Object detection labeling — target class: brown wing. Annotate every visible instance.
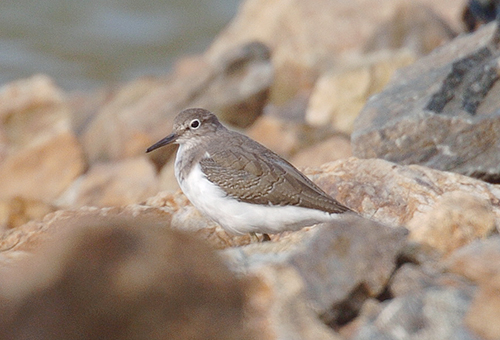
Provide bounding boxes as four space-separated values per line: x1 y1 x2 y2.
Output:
199 134 350 214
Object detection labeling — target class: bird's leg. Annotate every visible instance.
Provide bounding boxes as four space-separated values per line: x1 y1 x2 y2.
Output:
249 232 271 242
249 232 259 242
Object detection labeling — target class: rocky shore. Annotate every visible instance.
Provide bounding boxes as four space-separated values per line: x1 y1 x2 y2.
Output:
1 0 499 339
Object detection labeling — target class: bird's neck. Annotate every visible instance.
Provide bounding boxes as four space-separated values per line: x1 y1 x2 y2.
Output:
175 142 206 183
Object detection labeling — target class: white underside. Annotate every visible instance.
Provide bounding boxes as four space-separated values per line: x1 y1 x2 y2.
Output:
176 158 338 235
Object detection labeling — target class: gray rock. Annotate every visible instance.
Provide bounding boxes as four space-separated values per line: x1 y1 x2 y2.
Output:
352 22 500 182
389 262 473 298
289 216 408 327
353 286 479 340
223 215 408 330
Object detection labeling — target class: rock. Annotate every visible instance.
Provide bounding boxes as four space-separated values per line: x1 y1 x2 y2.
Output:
158 156 179 193
464 284 500 340
81 76 172 164
222 215 408 330
445 236 500 287
203 41 272 128
289 217 408 328
144 191 259 249
68 86 115 136
244 265 342 340
397 240 443 267
56 157 158 208
0 205 172 266
308 158 500 229
0 75 67 140
389 262 473 298
305 49 417 134
207 0 462 104
0 209 250 340
353 286 478 340
153 157 500 251
245 114 308 158
408 191 497 255
83 41 272 166
462 0 500 32
363 2 457 54
0 75 86 202
0 197 55 230
352 22 500 182
444 237 500 340
0 132 85 202
389 263 437 297
246 113 334 159
290 134 352 169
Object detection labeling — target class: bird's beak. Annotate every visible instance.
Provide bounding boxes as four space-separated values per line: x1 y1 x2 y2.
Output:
146 132 178 153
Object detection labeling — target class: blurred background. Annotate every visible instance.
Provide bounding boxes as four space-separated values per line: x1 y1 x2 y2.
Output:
0 0 241 90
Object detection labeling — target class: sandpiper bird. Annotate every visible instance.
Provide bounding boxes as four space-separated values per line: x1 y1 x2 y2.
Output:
146 108 351 235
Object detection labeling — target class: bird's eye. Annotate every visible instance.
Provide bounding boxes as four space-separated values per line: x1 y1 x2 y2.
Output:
190 119 200 129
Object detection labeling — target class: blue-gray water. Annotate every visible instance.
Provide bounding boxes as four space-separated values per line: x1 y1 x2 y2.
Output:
0 0 241 90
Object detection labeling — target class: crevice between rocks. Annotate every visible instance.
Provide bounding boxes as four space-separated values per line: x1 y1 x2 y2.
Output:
319 241 422 331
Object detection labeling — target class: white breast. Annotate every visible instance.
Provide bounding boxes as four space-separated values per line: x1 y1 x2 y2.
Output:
175 149 338 235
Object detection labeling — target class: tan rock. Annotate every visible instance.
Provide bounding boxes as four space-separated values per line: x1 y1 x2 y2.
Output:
158 156 179 193
0 197 55 230
202 41 272 128
0 74 76 167
154 157 500 252
445 237 500 287
0 74 66 136
68 86 114 136
307 158 500 228
0 205 172 264
291 134 352 169
244 265 342 340
246 115 305 157
0 201 7 231
306 49 417 134
0 75 86 203
245 111 332 159
409 191 496 255
83 41 272 166
363 1 457 54
465 284 500 340
463 283 500 340
57 157 158 208
207 0 463 103
81 77 169 163
0 208 250 340
445 237 500 340
0 131 85 202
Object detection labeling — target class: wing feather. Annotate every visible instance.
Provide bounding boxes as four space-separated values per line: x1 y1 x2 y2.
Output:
199 133 350 214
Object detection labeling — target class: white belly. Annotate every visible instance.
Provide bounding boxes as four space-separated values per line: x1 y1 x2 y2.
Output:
175 155 338 235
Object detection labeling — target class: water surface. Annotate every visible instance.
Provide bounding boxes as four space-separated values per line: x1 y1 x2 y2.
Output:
0 0 241 90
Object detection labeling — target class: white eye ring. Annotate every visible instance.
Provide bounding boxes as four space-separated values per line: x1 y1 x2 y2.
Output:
189 119 201 129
